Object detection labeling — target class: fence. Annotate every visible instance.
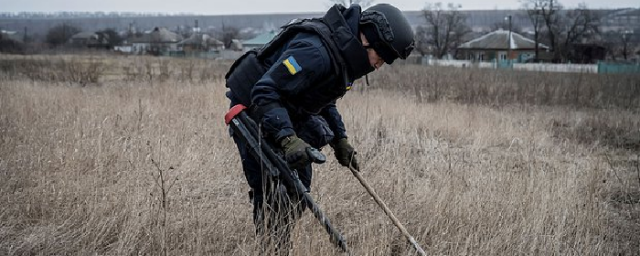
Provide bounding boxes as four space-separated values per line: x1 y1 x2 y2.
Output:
418 56 639 74
513 63 598 73
420 58 495 69
598 62 640 74
421 58 471 68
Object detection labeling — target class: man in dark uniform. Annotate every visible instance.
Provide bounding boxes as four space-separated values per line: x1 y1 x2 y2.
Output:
225 3 415 253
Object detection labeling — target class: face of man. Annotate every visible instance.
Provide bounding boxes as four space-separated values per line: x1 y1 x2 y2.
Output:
360 33 385 70
367 48 385 70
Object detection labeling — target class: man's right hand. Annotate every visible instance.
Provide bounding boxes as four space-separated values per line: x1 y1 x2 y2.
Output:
280 135 311 170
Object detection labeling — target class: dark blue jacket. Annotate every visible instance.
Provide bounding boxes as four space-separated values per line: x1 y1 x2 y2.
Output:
226 5 372 144
250 32 349 143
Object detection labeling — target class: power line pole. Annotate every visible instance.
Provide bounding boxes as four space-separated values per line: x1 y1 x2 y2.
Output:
505 15 512 61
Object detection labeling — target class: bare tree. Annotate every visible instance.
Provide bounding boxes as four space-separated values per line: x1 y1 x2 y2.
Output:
603 30 635 61
97 28 123 49
618 31 634 60
45 23 81 48
538 0 562 61
522 0 546 62
521 0 563 60
328 0 374 8
419 2 471 59
216 24 240 49
543 1 562 52
523 0 602 62
560 3 600 61
414 25 430 56
0 33 26 54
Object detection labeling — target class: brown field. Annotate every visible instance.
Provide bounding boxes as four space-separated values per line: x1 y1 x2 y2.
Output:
1 55 639 255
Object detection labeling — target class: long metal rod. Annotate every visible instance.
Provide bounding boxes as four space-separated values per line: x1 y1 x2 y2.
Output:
348 165 427 256
230 111 350 253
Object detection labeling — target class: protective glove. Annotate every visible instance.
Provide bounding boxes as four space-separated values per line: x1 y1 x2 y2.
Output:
332 138 359 171
280 135 311 170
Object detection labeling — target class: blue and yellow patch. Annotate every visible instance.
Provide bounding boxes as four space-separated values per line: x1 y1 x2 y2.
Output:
283 56 302 75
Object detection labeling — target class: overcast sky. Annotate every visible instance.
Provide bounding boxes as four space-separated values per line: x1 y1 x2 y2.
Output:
2 0 638 14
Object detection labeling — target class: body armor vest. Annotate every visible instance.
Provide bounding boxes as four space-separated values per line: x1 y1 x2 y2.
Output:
225 5 371 109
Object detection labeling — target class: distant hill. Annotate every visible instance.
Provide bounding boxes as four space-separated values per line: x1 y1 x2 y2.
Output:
0 10 540 36
0 9 633 40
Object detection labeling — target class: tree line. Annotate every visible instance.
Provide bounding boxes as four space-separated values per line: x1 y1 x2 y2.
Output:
1 0 637 62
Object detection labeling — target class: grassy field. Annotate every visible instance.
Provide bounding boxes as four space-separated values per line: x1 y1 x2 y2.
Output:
1 55 639 255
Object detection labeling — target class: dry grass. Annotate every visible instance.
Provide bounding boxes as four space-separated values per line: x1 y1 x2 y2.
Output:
1 55 639 255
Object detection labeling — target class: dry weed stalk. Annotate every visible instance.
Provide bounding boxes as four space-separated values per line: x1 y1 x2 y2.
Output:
149 155 179 256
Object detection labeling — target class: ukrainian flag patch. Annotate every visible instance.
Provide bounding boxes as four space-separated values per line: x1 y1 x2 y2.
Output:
283 56 302 75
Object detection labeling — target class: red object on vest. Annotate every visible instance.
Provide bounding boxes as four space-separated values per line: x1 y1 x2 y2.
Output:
225 104 248 125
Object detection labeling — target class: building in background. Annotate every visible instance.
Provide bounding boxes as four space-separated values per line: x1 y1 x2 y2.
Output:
129 27 182 55
69 31 110 48
177 33 224 53
241 30 278 52
457 29 550 63
1 30 24 43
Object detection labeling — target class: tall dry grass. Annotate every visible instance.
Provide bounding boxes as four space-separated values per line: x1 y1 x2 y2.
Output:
0 55 639 255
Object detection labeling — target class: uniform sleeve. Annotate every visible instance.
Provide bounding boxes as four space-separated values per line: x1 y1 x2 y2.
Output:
320 102 348 142
251 38 332 143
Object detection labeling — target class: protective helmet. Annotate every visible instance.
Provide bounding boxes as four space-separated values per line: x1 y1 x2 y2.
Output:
360 3 415 64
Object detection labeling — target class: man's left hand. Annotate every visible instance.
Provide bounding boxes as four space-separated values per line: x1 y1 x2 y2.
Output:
332 138 359 171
